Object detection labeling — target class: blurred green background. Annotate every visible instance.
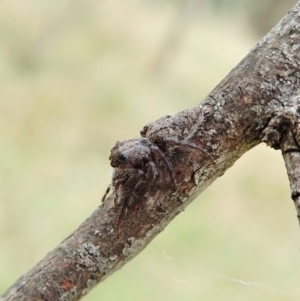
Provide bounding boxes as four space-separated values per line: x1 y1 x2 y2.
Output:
1 0 300 300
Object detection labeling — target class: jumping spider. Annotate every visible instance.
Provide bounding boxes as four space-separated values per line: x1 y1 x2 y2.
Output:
105 137 208 229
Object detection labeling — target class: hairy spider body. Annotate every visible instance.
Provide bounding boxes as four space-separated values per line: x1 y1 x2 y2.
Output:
109 138 177 227
109 142 207 229
108 107 209 229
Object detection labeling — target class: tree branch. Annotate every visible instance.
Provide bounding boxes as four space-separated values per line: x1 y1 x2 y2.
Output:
2 1 300 300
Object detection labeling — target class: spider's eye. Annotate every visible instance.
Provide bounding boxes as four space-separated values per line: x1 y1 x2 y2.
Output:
118 154 126 161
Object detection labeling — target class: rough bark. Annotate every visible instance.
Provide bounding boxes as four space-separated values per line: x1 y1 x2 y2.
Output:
2 2 300 301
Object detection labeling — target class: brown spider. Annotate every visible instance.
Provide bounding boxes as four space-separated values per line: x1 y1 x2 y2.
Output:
105 137 207 229
108 138 176 227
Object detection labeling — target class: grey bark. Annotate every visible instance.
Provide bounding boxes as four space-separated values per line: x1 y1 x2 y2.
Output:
2 2 300 301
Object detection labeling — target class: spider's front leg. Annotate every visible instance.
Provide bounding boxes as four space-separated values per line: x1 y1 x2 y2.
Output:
150 145 177 188
113 168 145 228
108 138 178 231
162 138 209 156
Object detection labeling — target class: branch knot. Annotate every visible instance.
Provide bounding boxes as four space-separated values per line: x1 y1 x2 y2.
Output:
261 96 300 151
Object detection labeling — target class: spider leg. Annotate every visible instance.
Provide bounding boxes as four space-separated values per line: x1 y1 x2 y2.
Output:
147 161 156 182
150 145 177 189
101 184 111 202
116 169 144 231
113 174 129 206
116 192 132 230
163 138 209 156
132 161 156 198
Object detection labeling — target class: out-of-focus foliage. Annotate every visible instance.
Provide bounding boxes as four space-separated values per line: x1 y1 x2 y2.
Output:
147 0 298 36
1 0 300 300
246 0 298 36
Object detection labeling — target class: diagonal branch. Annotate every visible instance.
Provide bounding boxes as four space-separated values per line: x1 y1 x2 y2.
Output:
2 1 300 301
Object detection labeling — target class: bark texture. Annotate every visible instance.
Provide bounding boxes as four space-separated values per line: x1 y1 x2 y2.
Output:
2 2 300 301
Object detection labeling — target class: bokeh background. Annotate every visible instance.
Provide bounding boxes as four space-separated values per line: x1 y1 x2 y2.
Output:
1 0 300 300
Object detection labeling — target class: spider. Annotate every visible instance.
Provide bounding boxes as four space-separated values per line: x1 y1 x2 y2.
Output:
105 137 208 230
